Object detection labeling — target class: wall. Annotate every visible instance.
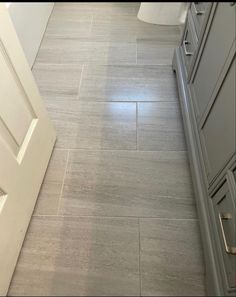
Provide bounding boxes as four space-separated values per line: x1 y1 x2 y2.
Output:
7 2 54 68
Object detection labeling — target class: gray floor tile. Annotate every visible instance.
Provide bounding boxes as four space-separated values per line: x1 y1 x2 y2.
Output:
45 18 92 39
90 15 138 42
50 102 136 150
59 150 195 217
137 39 179 65
56 2 139 16
32 63 83 99
138 102 187 151
79 65 179 102
135 23 181 41
90 15 180 42
140 218 205 296
9 216 140 296
34 149 68 216
37 37 136 64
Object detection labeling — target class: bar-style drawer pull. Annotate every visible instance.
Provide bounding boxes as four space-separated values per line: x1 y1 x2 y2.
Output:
193 2 205 15
219 213 236 255
183 40 193 56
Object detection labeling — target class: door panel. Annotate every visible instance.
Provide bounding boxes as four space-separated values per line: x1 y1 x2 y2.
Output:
0 42 34 146
0 4 56 295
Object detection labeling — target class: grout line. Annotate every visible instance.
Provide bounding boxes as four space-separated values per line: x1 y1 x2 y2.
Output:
89 14 94 35
33 214 199 220
136 102 138 150
54 147 187 153
33 62 175 68
56 150 70 215
76 64 85 100
138 218 142 297
49 100 179 103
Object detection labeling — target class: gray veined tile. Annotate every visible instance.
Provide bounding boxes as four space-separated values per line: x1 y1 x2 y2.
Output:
45 18 92 39
58 150 195 217
138 102 187 151
90 15 138 42
137 38 179 65
37 37 136 65
90 8 180 42
32 63 83 99
51 102 137 150
46 3 93 39
140 219 205 296
8 216 140 296
135 22 181 41
33 149 68 216
50 4 93 21
79 65 179 102
55 2 139 17
36 37 90 64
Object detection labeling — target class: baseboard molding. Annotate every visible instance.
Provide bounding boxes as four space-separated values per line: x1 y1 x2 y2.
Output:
172 48 224 297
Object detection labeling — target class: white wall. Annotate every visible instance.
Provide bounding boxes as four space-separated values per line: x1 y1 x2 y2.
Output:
7 2 54 68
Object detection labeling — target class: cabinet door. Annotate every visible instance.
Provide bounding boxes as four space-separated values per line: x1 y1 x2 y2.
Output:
200 58 235 183
189 3 235 120
180 11 198 78
211 170 236 291
190 2 212 38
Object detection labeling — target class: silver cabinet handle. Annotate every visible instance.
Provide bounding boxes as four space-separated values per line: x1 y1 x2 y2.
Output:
193 2 205 15
183 40 193 56
218 213 236 255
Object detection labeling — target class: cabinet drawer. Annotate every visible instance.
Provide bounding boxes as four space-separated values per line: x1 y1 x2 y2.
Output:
189 3 235 120
180 12 198 77
211 170 236 290
190 2 212 37
200 58 236 183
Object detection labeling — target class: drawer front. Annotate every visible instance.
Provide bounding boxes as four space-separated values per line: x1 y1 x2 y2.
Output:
189 3 235 120
200 59 236 183
190 2 212 37
180 12 197 77
211 170 236 290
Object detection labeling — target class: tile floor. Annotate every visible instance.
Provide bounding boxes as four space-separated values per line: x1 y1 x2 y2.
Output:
8 2 206 296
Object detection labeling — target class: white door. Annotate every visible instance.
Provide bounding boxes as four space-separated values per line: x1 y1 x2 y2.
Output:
0 4 56 295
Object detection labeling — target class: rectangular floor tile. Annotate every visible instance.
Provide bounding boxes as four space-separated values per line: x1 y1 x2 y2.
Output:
135 22 181 41
8 216 139 296
90 15 137 42
50 102 136 150
79 65 179 102
138 102 187 151
90 15 180 42
34 150 68 216
59 150 195 217
45 18 92 39
32 63 83 99
137 39 179 65
55 2 139 17
37 37 136 64
140 219 205 296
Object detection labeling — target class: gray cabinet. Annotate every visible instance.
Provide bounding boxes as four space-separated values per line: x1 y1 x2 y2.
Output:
173 2 236 296
189 3 235 121
211 170 236 291
190 2 213 37
200 59 236 184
